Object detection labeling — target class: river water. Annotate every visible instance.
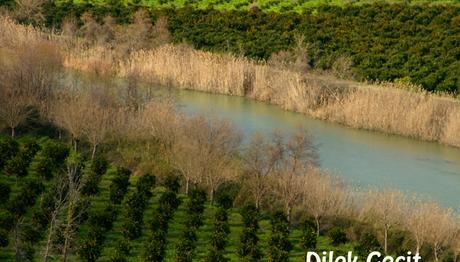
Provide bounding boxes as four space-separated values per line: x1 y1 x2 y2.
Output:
171 89 460 209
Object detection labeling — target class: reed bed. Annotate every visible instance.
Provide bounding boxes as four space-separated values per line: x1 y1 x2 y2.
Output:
65 43 460 147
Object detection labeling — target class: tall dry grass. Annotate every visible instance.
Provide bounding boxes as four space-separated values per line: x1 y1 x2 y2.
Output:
65 43 460 147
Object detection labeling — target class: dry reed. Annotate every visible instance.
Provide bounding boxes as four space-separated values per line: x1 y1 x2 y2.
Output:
65 43 460 147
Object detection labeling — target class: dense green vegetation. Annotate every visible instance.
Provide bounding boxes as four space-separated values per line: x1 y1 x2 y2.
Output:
67 0 460 12
0 136 377 261
26 2 459 93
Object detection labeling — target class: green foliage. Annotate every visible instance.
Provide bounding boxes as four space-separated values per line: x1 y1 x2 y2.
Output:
215 181 240 209
109 167 131 204
268 211 292 262
19 139 40 163
0 137 19 170
8 179 44 217
175 188 206 261
0 228 9 247
31 139 69 180
144 190 181 262
239 204 261 261
158 191 181 218
0 210 14 231
300 219 317 252
144 230 167 262
175 228 197 262
4 155 29 179
110 239 131 262
122 181 152 240
91 156 108 176
354 231 383 258
79 205 118 261
136 173 156 197
188 188 207 215
206 207 230 261
78 237 102 262
81 157 109 196
0 182 11 203
163 173 181 193
163 5 460 93
328 227 347 246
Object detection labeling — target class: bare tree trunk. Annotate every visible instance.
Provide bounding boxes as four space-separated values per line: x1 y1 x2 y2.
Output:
14 222 20 261
185 177 189 195
73 139 78 152
91 144 97 161
210 188 215 205
434 243 439 262
43 219 55 262
286 205 292 222
11 127 15 138
62 201 73 262
384 225 388 254
315 216 320 238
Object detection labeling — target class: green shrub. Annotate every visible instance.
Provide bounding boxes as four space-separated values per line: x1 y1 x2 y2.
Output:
144 229 167 262
31 140 69 180
0 137 19 169
4 154 29 179
136 173 156 197
300 219 317 252
355 231 382 258
0 210 14 231
238 204 261 261
0 228 9 247
207 207 230 259
163 173 181 193
90 156 108 176
176 228 197 262
20 139 40 163
0 182 11 203
109 167 131 204
78 237 102 262
328 227 347 246
111 239 131 262
215 181 240 209
158 191 181 218
88 205 118 231
268 211 292 262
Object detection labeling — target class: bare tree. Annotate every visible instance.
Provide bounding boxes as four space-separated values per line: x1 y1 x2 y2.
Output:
302 170 345 237
152 16 170 47
51 94 87 151
0 86 32 137
189 116 241 203
271 171 305 221
42 175 68 262
242 132 283 209
271 129 318 221
405 200 450 256
424 204 456 261
61 152 85 262
82 96 115 160
453 228 460 262
79 12 102 44
14 0 45 24
360 189 408 254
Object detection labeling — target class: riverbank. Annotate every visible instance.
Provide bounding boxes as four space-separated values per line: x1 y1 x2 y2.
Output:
65 44 460 148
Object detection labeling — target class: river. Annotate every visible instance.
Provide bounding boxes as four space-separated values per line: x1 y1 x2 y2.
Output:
170 88 460 209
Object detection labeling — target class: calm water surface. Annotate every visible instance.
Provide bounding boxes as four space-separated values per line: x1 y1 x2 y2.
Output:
171 89 460 209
